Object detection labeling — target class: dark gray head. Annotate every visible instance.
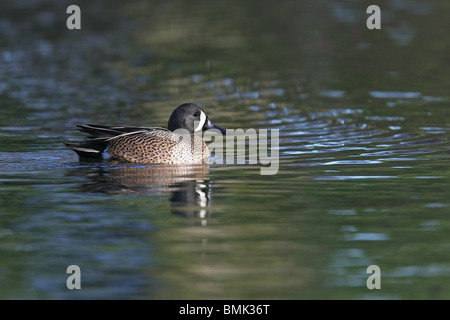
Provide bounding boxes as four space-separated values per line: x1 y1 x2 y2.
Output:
168 103 227 134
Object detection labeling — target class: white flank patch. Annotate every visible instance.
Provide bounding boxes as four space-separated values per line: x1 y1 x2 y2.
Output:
194 111 206 132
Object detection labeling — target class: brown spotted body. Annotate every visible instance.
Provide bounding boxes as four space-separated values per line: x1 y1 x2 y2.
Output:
65 103 225 165
106 130 210 164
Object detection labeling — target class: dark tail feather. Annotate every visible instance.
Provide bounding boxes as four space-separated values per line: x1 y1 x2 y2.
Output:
64 138 108 159
77 124 152 138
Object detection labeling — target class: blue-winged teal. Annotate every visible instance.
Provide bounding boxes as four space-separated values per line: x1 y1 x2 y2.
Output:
65 103 227 164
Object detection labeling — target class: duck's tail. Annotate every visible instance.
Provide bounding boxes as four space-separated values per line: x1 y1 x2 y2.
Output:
64 140 107 159
65 124 136 159
65 124 161 159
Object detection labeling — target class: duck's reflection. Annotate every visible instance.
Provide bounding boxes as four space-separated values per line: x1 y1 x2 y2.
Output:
169 179 211 219
71 163 212 218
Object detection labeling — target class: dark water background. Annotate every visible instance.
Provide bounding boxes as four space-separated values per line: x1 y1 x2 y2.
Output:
0 0 449 299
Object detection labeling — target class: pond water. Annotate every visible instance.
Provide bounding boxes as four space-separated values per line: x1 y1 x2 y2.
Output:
0 0 449 299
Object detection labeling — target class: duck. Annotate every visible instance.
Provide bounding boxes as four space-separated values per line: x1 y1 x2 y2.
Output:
65 103 227 164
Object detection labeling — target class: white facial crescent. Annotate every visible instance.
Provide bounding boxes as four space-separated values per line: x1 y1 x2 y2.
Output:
194 111 207 132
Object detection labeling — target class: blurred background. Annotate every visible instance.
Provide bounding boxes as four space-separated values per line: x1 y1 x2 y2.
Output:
0 0 449 299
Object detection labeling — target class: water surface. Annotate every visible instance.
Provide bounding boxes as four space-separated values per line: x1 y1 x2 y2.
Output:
0 0 450 299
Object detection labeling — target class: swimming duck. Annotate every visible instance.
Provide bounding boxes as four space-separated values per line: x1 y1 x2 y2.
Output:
65 103 227 164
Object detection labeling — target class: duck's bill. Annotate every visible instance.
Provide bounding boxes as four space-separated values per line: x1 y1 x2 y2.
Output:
204 119 227 134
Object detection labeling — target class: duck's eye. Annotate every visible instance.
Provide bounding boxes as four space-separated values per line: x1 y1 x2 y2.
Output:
193 111 201 117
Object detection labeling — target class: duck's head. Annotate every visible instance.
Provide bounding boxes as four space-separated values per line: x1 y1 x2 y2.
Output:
168 103 227 134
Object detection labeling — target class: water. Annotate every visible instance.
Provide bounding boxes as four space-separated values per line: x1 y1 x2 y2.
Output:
1 0 450 299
